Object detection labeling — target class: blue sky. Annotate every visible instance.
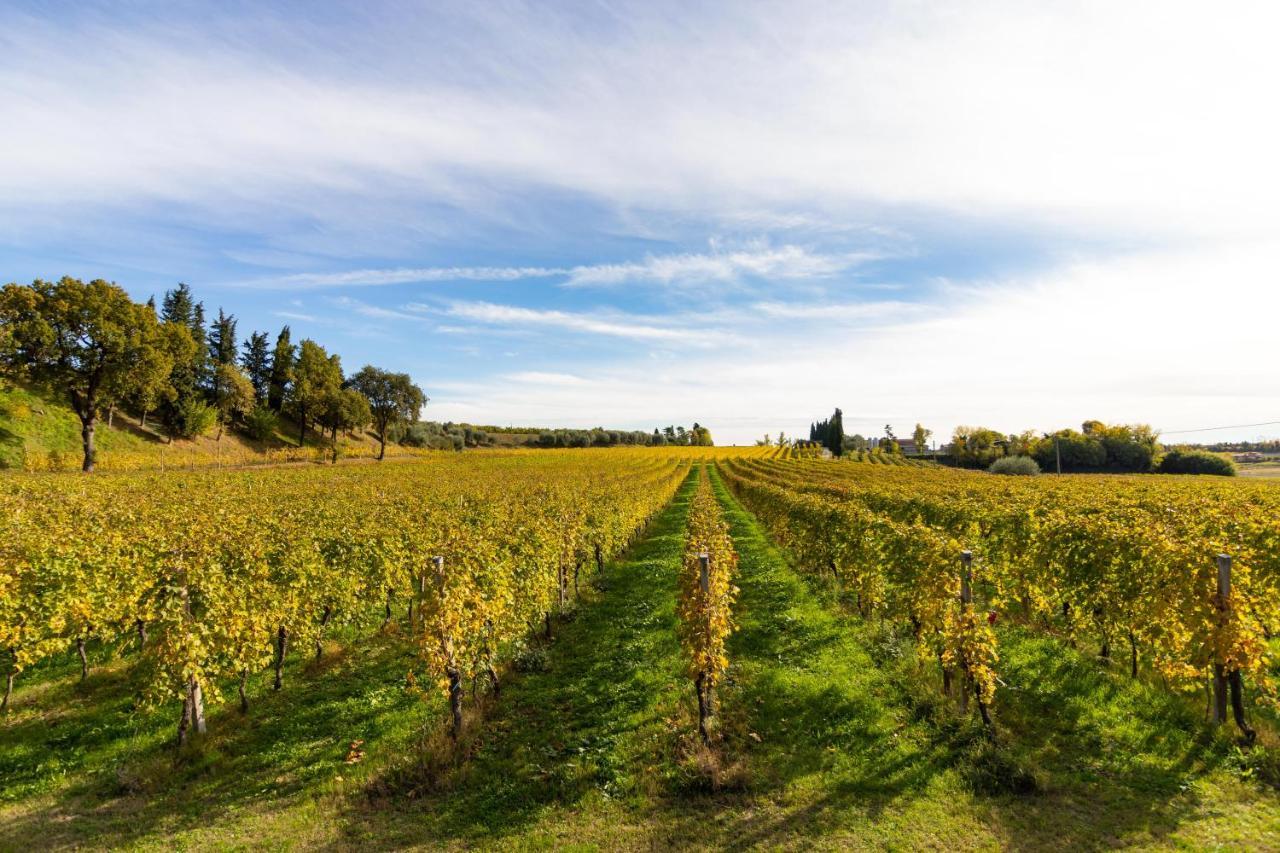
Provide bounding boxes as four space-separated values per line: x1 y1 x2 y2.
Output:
3 1 1279 444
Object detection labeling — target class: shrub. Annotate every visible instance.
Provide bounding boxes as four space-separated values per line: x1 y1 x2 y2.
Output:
167 398 217 439
989 456 1040 476
1158 449 1236 476
244 405 279 442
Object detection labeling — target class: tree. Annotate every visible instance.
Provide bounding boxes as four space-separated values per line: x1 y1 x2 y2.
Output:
267 326 295 413
950 426 1009 468
318 387 373 458
158 283 209 437
689 423 714 446
286 340 341 445
240 331 271 403
212 363 256 441
131 321 197 429
912 423 932 455
0 278 172 471
207 308 237 371
348 365 427 460
826 408 845 457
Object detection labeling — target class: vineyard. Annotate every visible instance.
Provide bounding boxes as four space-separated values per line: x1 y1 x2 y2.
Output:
719 455 1280 736
3 448 1280 849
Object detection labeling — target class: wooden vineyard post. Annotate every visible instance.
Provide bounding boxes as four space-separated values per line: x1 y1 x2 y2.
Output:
697 551 712 745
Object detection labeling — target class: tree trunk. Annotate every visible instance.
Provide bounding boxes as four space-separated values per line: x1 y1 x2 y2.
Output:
80 411 97 473
190 678 206 735
136 619 147 652
1128 630 1138 678
316 605 331 660
975 686 994 735
1213 663 1228 725
239 669 250 714
2 666 14 713
108 405 115 429
544 611 552 641
486 658 501 696
177 692 192 748
140 409 148 429
273 626 288 690
382 591 392 630
1229 669 1256 742
594 543 603 573
573 558 580 598
696 671 711 745
76 636 88 681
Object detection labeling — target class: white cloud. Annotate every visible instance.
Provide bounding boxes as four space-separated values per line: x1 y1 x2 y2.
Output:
4 3 1277 240
426 243 1280 444
438 300 734 346
253 266 567 288
562 245 872 287
230 244 862 290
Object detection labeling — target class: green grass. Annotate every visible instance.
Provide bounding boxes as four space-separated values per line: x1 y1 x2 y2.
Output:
3 465 1280 849
0 382 156 468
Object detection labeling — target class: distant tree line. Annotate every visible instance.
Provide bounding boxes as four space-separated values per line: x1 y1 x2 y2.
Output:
532 423 713 448
949 420 1170 474
0 277 427 470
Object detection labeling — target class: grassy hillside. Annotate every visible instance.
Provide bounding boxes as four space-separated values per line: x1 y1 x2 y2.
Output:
0 381 400 471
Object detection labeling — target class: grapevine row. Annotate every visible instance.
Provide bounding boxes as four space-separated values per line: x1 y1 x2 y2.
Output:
0 450 706 741
720 456 1280 737
677 467 738 743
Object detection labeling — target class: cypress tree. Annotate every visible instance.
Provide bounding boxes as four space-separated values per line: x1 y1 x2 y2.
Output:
240 331 272 403
827 408 844 457
267 326 296 413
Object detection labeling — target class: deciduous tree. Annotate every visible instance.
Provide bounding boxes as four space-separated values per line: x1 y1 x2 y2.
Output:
348 365 427 460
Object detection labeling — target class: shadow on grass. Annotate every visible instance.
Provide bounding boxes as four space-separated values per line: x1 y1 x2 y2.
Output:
0 626 432 849
699 462 1236 852
344 469 701 844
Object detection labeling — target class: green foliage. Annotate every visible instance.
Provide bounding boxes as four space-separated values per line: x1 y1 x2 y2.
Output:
212 362 256 438
949 426 1007 468
243 404 280 442
167 396 217 439
239 331 271 403
989 455 1040 476
912 423 932 454
399 421 489 450
0 277 176 471
810 408 845 456
1158 448 1237 476
267 326 295 413
348 365 427 458
286 339 341 444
